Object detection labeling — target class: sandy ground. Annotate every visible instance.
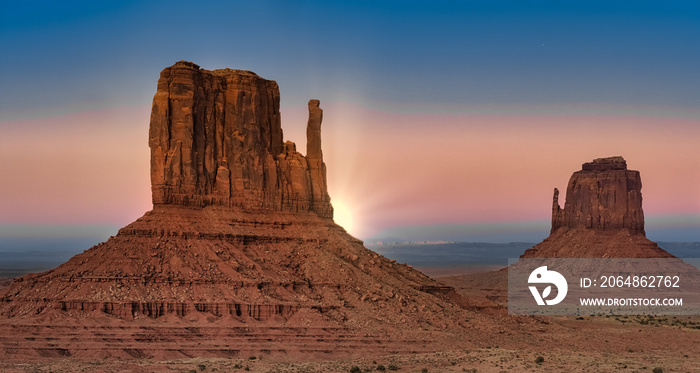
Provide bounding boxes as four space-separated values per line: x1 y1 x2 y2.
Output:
0 345 695 373
2 269 699 372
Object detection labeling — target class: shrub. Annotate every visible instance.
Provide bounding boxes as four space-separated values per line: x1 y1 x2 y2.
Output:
350 366 361 373
377 365 386 371
388 364 400 371
653 368 664 373
535 356 545 364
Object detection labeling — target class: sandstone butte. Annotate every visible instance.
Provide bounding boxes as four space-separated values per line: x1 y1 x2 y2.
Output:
0 61 518 360
521 156 674 259
443 156 688 312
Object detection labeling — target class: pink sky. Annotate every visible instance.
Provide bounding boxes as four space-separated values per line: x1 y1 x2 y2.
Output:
1 102 698 239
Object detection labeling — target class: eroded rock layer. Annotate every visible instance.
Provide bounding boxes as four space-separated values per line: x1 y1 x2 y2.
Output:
0 206 466 324
150 61 332 218
0 206 487 358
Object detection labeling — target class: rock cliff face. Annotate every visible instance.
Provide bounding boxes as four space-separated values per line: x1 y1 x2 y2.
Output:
523 156 672 258
150 61 332 218
551 156 644 234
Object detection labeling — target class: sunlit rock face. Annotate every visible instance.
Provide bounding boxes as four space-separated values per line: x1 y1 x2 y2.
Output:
150 61 332 219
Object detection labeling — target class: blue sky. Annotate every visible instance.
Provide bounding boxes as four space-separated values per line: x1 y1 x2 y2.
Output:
3 0 700 117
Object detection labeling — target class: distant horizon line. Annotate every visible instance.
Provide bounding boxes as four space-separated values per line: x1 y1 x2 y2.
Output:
1 215 698 243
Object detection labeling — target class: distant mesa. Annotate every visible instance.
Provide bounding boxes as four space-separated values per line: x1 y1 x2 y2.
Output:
551 156 644 234
522 156 673 258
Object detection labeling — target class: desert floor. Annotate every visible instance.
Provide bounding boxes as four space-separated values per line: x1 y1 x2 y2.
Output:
1 269 698 373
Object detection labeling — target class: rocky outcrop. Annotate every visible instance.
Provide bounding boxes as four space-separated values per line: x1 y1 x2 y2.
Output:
551 156 644 234
0 206 455 321
524 156 672 258
150 61 332 218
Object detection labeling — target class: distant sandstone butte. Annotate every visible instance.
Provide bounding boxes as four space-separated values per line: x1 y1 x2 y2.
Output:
523 156 672 258
150 61 332 218
551 156 644 234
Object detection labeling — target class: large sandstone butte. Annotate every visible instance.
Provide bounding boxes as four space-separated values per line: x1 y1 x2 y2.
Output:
522 156 672 258
0 61 495 359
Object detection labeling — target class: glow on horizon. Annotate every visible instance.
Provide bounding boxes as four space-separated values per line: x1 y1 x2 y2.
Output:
311 102 700 238
1 101 699 240
0 105 153 225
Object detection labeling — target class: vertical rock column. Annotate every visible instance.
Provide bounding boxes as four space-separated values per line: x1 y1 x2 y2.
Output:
306 100 333 219
551 188 563 234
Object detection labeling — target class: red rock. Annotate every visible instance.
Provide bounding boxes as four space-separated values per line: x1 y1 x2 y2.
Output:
305 99 332 217
0 61 482 359
150 61 333 218
551 156 644 234
524 156 672 258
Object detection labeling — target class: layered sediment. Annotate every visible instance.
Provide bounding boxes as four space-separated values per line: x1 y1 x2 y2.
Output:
1 206 461 325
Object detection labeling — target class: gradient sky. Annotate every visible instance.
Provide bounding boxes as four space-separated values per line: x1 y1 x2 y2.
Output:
1 0 699 242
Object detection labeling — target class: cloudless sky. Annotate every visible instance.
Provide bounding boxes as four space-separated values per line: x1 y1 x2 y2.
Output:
1 0 699 241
